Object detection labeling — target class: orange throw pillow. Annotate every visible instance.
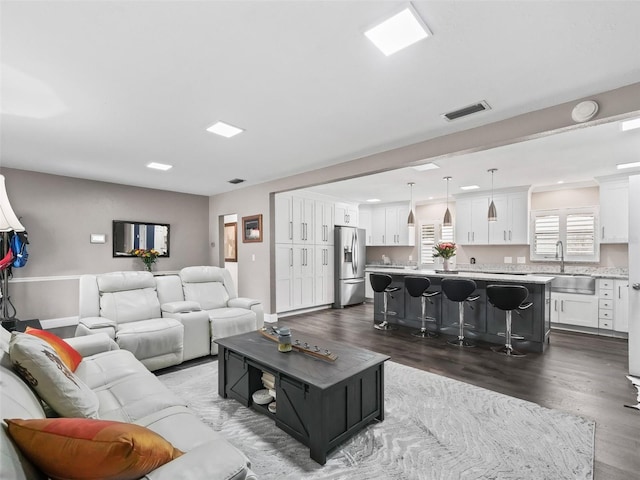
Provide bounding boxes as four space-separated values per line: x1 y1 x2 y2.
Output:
25 327 82 372
5 418 183 480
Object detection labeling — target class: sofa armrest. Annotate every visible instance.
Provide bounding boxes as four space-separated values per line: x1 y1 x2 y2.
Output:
74 317 116 339
228 298 264 329
228 297 259 309
161 301 201 314
65 333 120 357
144 439 256 480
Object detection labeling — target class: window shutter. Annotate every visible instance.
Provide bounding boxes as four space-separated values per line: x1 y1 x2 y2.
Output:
441 225 454 243
533 214 560 256
420 223 436 264
566 213 596 255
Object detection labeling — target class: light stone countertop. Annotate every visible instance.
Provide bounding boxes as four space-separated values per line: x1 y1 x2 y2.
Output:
365 267 555 285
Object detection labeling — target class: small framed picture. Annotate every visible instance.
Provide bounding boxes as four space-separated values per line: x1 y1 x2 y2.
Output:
224 222 238 262
242 214 263 243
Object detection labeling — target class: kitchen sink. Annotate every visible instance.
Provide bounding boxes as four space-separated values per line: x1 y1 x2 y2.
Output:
550 274 596 294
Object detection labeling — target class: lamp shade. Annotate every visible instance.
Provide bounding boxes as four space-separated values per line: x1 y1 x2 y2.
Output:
488 200 497 222
0 175 25 232
443 207 452 227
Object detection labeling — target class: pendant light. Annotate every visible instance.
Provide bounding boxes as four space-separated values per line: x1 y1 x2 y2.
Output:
443 176 452 227
407 182 415 227
487 168 497 222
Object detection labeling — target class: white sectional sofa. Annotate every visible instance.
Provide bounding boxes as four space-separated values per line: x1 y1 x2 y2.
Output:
0 327 256 480
76 267 264 370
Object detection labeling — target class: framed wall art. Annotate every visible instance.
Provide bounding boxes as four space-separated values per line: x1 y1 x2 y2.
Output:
242 214 262 243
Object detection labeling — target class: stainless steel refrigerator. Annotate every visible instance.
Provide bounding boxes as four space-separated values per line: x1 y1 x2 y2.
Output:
333 226 366 308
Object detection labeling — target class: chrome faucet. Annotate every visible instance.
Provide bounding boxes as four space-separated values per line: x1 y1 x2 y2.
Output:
555 240 565 273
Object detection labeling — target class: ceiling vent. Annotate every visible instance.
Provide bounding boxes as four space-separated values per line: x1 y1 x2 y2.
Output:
442 101 491 121
228 178 245 185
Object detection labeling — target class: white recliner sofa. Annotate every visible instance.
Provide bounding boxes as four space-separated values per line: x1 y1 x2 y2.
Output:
76 271 188 371
76 267 264 368
178 266 264 355
0 328 256 480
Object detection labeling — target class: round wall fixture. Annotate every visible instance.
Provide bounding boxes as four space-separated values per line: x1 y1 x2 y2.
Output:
571 100 599 123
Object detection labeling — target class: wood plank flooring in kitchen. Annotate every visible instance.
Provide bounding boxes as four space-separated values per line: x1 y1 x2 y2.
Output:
278 302 639 480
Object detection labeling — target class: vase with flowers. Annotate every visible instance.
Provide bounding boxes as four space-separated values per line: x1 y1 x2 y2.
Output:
433 242 456 271
130 248 160 272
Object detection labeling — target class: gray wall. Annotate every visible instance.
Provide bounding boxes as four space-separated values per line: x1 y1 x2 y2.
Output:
209 81 640 315
1 168 209 321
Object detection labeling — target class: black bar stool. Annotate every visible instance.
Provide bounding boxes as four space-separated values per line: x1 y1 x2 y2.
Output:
487 285 533 357
441 278 479 347
405 276 440 338
370 273 400 331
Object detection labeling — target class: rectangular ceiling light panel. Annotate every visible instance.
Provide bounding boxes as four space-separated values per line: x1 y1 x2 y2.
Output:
412 162 440 171
460 185 480 190
207 121 244 138
365 5 431 56
621 117 640 131
147 162 173 171
617 161 640 170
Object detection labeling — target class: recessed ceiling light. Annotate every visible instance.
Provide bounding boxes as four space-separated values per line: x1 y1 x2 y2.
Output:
146 162 172 171
412 162 440 171
364 5 431 56
460 185 479 190
367 198 381 203
206 121 244 138
621 117 640 131
617 161 640 170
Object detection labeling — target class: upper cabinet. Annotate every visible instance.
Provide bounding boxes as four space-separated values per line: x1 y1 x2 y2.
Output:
334 202 358 226
455 196 489 245
488 190 530 244
358 203 414 246
598 177 628 243
457 187 530 246
314 200 334 245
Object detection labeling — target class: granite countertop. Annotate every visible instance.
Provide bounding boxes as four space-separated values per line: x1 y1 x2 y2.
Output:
365 264 628 280
365 266 555 284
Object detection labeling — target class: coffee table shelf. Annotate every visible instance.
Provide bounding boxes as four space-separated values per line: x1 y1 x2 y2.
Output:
216 330 390 465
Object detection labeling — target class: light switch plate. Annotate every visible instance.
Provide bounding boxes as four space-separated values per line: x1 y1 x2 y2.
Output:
504 256 512 264
517 256 526 264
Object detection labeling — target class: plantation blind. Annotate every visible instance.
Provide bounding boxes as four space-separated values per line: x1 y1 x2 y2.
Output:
533 214 560 257
420 223 436 264
566 213 596 255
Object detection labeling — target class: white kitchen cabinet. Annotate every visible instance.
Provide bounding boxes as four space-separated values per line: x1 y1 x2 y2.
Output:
384 205 414 246
314 246 334 306
455 196 489 245
614 279 629 332
550 292 598 328
277 244 315 312
292 196 314 244
371 207 386 245
488 191 529 244
275 244 294 312
314 200 334 245
599 178 628 243
334 202 358 226
358 206 373 245
365 272 374 299
275 193 294 243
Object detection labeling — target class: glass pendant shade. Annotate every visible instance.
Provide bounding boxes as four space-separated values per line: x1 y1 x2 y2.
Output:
443 176 452 226
488 200 497 222
407 182 415 227
487 168 498 222
443 207 452 227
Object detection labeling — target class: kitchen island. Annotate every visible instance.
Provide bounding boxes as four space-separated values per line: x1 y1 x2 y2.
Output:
367 268 555 353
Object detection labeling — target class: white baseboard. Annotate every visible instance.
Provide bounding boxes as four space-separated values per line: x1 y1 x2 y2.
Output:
276 305 331 318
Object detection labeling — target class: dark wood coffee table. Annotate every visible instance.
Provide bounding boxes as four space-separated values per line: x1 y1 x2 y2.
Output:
215 330 390 465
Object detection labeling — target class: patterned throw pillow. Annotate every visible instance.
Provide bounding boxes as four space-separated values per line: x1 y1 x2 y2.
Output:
25 327 82 372
8 332 99 418
5 418 183 480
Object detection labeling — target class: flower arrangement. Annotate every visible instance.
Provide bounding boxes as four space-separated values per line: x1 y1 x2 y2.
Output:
130 248 160 272
433 242 457 260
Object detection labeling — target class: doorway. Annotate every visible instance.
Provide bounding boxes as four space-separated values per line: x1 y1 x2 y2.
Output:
223 214 239 289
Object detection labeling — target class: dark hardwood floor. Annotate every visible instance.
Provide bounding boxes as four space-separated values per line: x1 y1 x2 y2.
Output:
279 303 639 480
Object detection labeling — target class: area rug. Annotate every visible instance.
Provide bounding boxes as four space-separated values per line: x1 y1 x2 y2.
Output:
158 361 594 480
